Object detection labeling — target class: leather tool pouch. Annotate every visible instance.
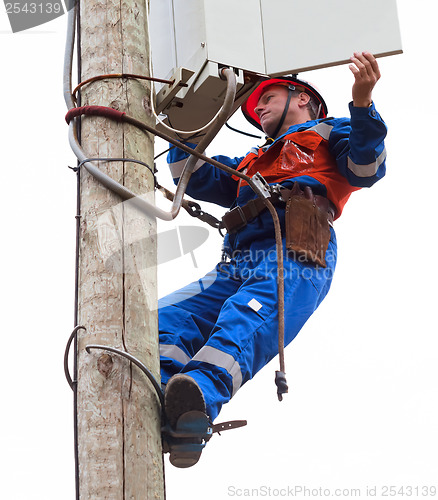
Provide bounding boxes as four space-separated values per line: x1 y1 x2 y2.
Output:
284 183 331 268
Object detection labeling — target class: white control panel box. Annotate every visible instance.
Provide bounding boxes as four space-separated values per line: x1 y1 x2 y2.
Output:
149 0 402 133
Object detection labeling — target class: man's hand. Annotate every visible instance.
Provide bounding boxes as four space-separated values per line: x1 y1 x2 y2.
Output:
349 51 381 108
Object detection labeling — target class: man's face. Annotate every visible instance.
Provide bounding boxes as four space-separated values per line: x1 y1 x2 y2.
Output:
254 85 290 138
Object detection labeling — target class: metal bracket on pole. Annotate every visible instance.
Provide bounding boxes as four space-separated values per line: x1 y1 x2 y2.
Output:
155 67 195 114
84 343 247 468
64 325 87 390
85 344 164 407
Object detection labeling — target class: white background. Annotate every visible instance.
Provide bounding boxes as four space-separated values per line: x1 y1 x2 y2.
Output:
1 1 437 498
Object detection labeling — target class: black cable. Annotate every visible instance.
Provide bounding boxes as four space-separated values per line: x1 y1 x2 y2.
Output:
73 165 80 500
225 122 262 139
78 157 156 176
74 6 81 498
154 145 174 160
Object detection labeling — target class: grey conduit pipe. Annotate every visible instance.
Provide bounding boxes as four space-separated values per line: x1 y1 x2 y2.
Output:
64 3 237 221
168 67 237 219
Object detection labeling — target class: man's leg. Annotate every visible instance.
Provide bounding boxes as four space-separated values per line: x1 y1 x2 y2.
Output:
178 235 337 420
159 263 242 385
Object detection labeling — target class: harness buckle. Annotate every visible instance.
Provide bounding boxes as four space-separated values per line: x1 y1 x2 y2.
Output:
250 172 271 199
221 205 247 234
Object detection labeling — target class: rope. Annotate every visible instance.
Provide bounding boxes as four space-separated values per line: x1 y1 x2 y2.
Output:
66 103 288 400
63 0 288 401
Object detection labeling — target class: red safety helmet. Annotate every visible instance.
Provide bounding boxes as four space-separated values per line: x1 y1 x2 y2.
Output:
241 76 328 132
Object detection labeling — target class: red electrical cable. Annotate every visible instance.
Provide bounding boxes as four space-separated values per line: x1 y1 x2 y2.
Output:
65 105 126 124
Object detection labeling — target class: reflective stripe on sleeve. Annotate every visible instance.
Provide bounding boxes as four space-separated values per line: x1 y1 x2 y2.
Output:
307 122 333 140
347 147 387 177
159 344 191 365
169 158 205 179
192 345 243 396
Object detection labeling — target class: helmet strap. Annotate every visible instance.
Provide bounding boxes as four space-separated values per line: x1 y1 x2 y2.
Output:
316 103 322 119
271 84 295 139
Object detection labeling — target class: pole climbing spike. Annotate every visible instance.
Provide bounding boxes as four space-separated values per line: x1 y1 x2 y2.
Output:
162 414 247 468
162 411 212 468
275 370 288 401
85 344 247 468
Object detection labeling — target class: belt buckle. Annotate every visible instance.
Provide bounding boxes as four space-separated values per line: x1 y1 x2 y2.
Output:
232 206 247 232
222 205 247 234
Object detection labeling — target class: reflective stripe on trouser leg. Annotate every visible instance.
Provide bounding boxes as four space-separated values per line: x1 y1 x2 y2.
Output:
160 344 192 384
159 344 191 365
192 345 242 396
158 262 243 384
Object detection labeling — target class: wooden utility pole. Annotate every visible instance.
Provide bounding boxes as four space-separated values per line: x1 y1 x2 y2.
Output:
76 0 164 497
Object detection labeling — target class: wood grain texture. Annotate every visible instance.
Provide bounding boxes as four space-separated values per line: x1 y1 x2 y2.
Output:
77 0 164 497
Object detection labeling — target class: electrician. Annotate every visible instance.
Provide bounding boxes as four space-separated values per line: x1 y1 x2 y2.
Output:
160 52 386 463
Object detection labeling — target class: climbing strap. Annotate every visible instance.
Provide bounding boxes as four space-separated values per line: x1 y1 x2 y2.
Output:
162 411 247 468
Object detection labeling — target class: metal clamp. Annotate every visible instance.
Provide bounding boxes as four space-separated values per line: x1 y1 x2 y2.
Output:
185 201 221 229
250 172 271 199
275 370 289 402
155 67 195 114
